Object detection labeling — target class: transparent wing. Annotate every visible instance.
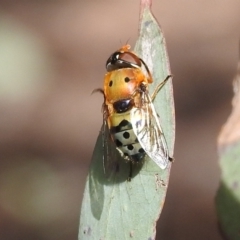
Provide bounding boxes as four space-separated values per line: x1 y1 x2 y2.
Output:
130 93 170 169
102 118 121 179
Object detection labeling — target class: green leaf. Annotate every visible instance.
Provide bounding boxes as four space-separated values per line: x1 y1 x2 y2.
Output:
216 60 240 240
79 3 175 240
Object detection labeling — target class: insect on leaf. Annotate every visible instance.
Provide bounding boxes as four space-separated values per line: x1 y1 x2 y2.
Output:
79 2 175 240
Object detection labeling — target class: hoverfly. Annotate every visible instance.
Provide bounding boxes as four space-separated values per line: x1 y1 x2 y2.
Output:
95 45 172 180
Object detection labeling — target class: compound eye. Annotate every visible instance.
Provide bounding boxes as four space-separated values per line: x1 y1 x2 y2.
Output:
106 51 141 72
106 52 120 71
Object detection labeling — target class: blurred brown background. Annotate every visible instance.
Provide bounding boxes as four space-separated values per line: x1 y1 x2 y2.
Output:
0 0 239 239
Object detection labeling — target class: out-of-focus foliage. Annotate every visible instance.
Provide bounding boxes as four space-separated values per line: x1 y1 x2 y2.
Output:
0 13 53 101
216 61 240 240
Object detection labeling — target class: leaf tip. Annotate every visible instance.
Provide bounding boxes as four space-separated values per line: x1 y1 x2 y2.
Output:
140 0 152 9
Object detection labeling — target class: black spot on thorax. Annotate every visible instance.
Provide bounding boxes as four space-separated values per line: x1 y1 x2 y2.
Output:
124 77 130 82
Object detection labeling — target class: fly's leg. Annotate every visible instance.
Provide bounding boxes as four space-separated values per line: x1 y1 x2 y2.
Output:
127 161 133 181
101 99 110 175
151 75 172 102
102 119 108 175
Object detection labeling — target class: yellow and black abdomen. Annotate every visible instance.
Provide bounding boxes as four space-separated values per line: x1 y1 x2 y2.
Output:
108 110 145 162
